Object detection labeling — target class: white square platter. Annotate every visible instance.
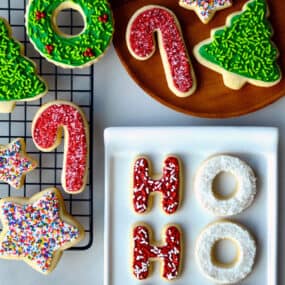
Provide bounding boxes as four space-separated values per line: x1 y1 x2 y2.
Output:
104 127 278 285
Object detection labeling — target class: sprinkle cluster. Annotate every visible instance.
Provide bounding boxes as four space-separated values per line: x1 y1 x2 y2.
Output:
33 104 88 193
133 157 180 214
199 0 281 82
128 7 194 92
27 0 114 67
0 19 46 102
133 225 181 280
180 0 232 21
0 139 36 188
0 191 80 273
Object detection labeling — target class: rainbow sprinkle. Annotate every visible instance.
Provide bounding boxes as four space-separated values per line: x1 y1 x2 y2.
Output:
0 139 36 189
0 190 80 273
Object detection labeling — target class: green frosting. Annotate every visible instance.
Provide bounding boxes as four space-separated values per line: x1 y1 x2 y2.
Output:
27 0 114 67
198 0 281 83
0 18 47 102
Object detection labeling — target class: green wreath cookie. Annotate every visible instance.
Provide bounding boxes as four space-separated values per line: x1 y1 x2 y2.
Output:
26 0 114 68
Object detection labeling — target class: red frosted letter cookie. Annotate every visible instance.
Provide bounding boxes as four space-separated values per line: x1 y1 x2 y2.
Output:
126 5 196 97
32 101 89 194
132 224 182 280
133 156 181 214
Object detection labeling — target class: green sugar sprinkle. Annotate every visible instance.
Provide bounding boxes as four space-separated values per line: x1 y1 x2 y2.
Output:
0 19 46 102
199 0 281 83
27 0 114 67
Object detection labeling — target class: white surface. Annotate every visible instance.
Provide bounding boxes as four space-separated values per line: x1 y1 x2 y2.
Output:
104 127 278 285
0 46 284 284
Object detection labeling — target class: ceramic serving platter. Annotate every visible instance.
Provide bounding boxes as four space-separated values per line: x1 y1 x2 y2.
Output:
112 0 285 118
104 127 278 285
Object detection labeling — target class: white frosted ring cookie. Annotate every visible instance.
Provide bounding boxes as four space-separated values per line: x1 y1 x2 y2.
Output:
196 221 256 284
195 155 257 216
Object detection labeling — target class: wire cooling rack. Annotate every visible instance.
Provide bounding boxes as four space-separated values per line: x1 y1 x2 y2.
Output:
0 0 93 250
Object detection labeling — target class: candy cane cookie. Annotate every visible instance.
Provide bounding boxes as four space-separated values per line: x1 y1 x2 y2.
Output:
196 221 256 284
132 156 182 214
32 101 89 194
132 223 182 280
26 0 114 68
0 188 84 274
126 5 196 97
195 155 257 216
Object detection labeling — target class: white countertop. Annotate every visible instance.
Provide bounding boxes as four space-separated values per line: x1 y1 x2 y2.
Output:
0 46 283 285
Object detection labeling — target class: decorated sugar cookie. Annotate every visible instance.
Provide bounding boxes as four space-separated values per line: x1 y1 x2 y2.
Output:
26 0 114 68
0 188 84 274
179 0 232 24
132 224 182 280
194 0 281 90
126 5 196 97
133 156 181 214
0 18 47 113
0 139 37 189
195 155 257 216
196 221 256 284
32 101 89 194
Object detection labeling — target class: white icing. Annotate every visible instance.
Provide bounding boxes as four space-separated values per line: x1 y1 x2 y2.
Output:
196 221 256 284
195 155 257 216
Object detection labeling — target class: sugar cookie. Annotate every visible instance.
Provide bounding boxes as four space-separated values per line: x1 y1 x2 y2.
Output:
0 17 47 113
193 0 281 90
0 188 84 274
179 0 232 24
32 101 89 194
195 155 256 216
196 221 256 284
126 5 196 97
0 138 37 189
26 0 114 68
133 156 181 214
132 224 182 280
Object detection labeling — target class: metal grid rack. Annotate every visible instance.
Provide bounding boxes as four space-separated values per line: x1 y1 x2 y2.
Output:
0 0 93 250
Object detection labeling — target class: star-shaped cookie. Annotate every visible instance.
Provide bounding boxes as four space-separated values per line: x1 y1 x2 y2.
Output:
179 0 232 24
0 138 37 189
0 188 84 274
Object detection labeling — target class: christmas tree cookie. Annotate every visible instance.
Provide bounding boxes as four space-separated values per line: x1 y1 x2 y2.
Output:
0 18 47 113
194 0 282 90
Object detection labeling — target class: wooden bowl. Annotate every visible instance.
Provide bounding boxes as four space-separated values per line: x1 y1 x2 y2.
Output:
111 0 285 118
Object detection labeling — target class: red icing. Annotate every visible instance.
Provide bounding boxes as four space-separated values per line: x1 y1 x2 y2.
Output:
35 11 45 21
32 103 88 193
83 48 94 57
45 45 54 54
132 225 181 280
98 14 109 23
128 7 193 93
133 157 180 214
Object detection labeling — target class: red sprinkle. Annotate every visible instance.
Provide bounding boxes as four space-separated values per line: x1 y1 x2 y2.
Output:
32 103 88 193
35 11 45 21
83 48 94 57
128 7 193 92
132 225 181 280
133 157 180 214
45 45 54 54
98 14 109 23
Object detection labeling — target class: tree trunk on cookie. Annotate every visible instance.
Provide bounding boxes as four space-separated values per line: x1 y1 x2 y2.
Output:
194 0 281 90
0 18 47 113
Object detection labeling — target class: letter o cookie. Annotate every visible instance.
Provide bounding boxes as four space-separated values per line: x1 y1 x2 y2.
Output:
195 155 257 216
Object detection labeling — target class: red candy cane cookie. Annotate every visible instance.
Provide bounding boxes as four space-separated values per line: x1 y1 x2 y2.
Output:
32 101 89 194
126 5 196 98
132 224 182 280
133 156 181 214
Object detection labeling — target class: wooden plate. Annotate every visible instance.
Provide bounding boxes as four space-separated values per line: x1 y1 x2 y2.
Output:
111 0 285 118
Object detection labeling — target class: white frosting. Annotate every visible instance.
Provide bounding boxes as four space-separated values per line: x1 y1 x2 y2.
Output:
196 221 256 284
195 155 257 216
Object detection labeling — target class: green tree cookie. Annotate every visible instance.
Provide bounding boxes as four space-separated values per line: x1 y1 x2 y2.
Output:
0 18 47 113
194 0 281 90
